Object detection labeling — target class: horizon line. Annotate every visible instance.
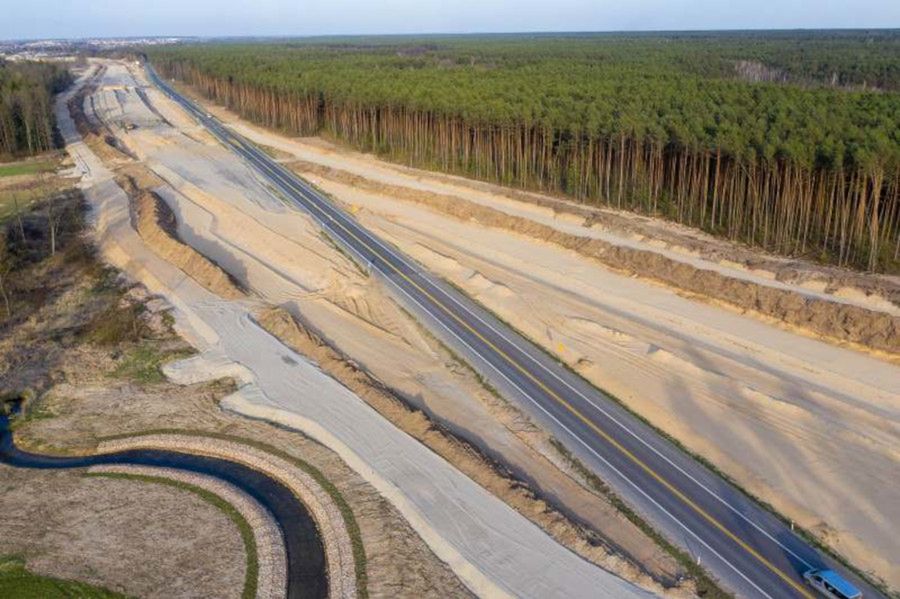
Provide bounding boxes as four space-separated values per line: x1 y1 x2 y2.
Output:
3 26 900 45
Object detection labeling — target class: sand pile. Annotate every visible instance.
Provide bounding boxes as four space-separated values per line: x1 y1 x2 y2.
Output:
402 165 900 306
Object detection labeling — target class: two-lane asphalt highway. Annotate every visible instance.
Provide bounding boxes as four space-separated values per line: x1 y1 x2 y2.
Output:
145 62 882 599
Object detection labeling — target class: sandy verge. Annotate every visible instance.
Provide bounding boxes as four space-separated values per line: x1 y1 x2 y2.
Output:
358 148 900 307
287 159 899 354
256 307 680 594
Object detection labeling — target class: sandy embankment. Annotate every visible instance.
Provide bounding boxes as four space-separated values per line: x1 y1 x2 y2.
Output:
170 89 900 587
62 60 658 599
286 160 900 354
255 306 677 590
97 63 684 589
117 171 243 299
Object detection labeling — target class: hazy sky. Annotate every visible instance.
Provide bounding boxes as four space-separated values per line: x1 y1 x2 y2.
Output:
4 0 900 41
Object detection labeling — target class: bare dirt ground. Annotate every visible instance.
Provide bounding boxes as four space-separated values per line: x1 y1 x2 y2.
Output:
168 77 900 588
0 150 469 597
50 61 654 599
94 61 688 592
0 467 247 598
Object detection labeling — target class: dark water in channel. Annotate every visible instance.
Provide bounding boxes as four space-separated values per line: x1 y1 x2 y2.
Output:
0 413 327 599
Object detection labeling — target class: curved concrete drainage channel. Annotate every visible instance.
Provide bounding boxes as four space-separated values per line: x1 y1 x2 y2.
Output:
1 420 359 599
97 434 359 599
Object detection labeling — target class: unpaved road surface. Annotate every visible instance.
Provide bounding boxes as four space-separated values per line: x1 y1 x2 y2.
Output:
60 60 656 599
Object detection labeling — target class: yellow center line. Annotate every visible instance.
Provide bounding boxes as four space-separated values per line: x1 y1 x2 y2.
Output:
239 120 814 598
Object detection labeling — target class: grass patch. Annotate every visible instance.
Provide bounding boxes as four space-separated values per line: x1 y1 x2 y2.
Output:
8 399 56 432
80 301 149 346
84 472 257 599
0 160 56 179
0 191 39 223
98 428 369 598
109 343 192 385
0 158 67 222
4 388 54 432
0 554 125 598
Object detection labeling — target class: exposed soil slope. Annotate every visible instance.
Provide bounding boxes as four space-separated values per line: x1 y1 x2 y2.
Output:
180 90 900 587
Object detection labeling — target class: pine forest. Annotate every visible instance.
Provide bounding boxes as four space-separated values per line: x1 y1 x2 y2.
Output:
148 32 900 272
0 59 71 158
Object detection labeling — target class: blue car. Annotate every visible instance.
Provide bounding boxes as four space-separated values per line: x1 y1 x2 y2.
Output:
803 569 862 599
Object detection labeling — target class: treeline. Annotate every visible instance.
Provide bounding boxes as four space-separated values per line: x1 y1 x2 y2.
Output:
0 60 71 158
621 30 900 90
149 33 900 271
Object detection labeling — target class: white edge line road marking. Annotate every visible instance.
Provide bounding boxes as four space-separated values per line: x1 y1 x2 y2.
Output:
225 103 804 577
234 105 810 572
274 150 816 572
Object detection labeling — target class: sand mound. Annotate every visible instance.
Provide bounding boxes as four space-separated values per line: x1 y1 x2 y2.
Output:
121 176 243 299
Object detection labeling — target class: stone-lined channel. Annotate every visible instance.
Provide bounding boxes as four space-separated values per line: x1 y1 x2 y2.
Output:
0 412 327 599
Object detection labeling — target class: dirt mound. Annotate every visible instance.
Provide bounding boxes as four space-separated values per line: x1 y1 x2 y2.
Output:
291 160 900 355
119 175 243 299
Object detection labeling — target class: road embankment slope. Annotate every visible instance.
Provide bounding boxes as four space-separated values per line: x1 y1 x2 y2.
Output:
57 60 656 599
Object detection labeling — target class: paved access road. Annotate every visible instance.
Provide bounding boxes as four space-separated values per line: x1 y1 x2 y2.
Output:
146 63 883 599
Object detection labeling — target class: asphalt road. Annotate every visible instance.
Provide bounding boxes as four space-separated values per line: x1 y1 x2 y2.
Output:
145 62 883 599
